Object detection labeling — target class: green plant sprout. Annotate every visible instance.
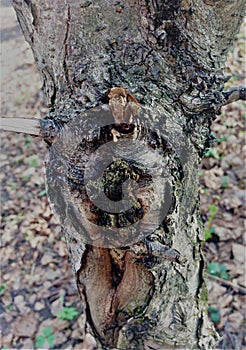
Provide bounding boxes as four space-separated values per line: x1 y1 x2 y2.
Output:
6 305 13 311
210 131 228 144
24 134 31 146
38 189 47 198
221 175 229 188
28 156 39 168
204 147 220 160
208 262 229 280
208 306 220 324
35 327 56 348
215 135 228 144
57 306 79 321
205 204 219 240
22 174 32 181
0 284 7 296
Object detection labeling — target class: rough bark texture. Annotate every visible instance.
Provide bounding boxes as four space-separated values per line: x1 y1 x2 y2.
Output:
12 1 245 349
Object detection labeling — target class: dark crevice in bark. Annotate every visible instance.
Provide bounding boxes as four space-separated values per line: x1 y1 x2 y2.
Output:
195 250 207 346
23 0 39 27
63 4 71 93
77 279 103 346
196 251 206 300
109 252 125 288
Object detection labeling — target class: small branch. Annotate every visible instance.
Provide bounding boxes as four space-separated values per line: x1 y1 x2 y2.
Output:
146 240 187 265
222 86 246 106
208 273 246 295
43 273 73 291
0 117 40 136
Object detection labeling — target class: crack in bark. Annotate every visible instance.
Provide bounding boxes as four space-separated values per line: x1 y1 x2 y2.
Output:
63 4 72 90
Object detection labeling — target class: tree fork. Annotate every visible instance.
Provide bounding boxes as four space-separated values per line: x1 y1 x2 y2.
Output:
11 1 245 349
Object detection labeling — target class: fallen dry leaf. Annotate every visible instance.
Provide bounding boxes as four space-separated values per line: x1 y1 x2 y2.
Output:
13 312 37 337
232 243 245 264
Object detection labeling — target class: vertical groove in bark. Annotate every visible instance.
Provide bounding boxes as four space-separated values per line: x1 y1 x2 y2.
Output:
76 247 154 347
12 0 244 348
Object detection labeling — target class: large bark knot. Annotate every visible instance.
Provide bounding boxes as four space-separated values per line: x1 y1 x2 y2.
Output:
45 103 179 249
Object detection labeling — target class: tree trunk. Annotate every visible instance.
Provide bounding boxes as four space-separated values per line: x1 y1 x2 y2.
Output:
12 1 245 349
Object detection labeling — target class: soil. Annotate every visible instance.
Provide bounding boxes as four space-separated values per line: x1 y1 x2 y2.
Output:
1 3 245 350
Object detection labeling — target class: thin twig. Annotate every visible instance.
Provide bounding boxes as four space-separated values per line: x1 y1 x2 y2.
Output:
43 273 74 291
0 116 41 136
222 86 246 105
208 273 246 295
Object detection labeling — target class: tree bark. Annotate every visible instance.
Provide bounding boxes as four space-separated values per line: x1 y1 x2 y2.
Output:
12 1 245 349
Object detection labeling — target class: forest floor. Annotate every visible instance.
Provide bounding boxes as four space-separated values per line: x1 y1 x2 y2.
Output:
1 2 245 350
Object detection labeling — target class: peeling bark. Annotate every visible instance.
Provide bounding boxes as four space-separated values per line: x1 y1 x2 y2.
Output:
12 1 245 349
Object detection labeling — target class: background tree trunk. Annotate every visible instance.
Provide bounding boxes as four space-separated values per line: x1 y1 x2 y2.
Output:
12 1 245 349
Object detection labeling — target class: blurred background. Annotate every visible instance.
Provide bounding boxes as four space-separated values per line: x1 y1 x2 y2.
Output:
1 1 245 349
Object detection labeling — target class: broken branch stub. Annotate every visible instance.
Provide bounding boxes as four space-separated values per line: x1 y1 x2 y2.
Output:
0 117 40 136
